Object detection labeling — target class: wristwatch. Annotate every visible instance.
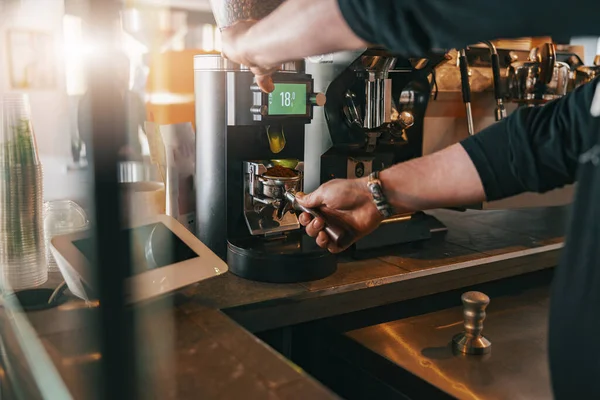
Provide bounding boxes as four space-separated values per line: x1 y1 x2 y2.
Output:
367 171 394 219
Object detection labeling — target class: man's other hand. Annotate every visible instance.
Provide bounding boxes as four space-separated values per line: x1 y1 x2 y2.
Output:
220 21 277 93
296 179 384 253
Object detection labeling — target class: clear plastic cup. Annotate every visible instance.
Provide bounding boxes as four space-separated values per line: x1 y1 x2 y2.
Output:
44 200 89 272
0 93 47 290
0 93 40 166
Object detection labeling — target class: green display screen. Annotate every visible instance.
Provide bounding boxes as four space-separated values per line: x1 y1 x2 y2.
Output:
268 83 307 115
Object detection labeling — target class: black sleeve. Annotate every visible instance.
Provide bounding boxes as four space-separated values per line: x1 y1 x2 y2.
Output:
460 78 600 201
337 0 600 56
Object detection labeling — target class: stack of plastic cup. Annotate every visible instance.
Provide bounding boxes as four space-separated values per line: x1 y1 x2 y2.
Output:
44 200 89 272
0 93 48 290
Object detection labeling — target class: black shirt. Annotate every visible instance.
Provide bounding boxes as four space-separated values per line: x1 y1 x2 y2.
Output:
338 0 600 57
338 0 600 397
462 79 600 398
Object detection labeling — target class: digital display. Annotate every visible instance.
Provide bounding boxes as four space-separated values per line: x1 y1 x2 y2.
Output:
73 223 197 277
268 83 307 116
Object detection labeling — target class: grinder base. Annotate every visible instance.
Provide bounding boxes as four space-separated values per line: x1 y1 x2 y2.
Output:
227 231 337 283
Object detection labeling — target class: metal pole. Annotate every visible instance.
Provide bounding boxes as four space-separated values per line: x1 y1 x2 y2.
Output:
194 55 232 259
86 1 135 398
459 49 475 136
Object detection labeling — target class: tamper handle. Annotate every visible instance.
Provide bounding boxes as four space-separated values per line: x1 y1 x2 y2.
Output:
461 291 489 339
452 291 492 355
284 190 355 249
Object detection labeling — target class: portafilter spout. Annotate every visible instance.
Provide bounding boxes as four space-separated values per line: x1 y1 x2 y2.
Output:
209 0 284 29
482 40 507 121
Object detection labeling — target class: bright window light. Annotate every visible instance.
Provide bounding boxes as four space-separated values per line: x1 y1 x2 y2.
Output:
63 15 90 96
201 24 214 52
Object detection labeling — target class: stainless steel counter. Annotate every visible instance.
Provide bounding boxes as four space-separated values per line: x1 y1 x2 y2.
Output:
347 284 552 399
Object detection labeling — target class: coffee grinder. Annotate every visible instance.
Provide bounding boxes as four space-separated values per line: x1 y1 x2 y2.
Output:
194 55 341 282
305 49 449 252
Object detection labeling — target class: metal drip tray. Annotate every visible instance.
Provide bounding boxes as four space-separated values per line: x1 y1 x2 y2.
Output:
345 285 552 399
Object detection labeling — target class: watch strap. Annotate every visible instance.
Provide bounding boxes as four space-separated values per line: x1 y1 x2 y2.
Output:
367 171 394 219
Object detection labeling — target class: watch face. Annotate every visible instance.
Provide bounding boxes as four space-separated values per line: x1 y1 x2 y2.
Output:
355 162 365 178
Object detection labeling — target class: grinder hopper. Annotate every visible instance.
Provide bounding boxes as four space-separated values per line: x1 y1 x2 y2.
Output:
209 0 284 29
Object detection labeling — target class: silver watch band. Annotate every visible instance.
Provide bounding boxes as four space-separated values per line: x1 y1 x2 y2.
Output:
367 171 394 218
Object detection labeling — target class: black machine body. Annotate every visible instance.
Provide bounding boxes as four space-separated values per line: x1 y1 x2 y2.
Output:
305 49 449 253
193 61 337 283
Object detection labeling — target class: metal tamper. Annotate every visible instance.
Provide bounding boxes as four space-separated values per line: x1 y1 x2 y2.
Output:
452 291 492 355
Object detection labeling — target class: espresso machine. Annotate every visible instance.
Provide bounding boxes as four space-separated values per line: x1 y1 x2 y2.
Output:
305 49 449 252
422 41 584 209
194 55 342 282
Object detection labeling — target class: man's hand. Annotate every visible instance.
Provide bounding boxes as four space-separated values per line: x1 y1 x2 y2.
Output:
218 0 368 93
296 178 384 253
295 144 487 253
220 21 277 93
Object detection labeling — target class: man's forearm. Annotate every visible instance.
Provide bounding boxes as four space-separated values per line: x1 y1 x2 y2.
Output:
379 144 486 213
234 0 600 70
238 0 367 68
379 79 600 213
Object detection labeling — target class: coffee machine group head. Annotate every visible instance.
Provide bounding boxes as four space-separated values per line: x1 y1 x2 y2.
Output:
305 49 448 189
342 54 418 152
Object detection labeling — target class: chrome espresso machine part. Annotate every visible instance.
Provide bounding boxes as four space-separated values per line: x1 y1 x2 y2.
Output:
305 49 449 253
458 49 475 136
507 43 571 105
573 54 600 88
243 160 303 236
194 53 338 283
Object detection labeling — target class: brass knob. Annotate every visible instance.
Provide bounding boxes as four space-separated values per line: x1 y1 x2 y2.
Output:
398 111 415 130
452 291 492 355
310 93 327 107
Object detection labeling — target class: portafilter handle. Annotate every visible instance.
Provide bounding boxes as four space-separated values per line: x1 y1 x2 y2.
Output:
284 190 354 249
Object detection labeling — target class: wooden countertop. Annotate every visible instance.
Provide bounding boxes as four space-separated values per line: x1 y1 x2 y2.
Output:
180 207 566 332
21 206 567 399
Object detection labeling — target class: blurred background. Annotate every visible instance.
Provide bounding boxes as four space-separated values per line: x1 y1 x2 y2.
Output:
0 0 221 203
0 1 223 398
